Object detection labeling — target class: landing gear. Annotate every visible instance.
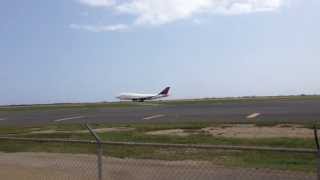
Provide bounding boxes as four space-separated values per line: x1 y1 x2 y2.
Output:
132 99 145 102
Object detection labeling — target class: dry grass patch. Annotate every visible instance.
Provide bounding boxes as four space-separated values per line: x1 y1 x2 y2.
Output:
146 129 191 137
146 124 313 139
201 124 313 138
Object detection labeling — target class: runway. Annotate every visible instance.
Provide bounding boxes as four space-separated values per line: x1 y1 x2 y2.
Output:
0 99 320 125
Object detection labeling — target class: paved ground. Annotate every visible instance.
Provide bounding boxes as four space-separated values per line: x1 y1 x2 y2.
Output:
1 99 320 125
0 152 315 180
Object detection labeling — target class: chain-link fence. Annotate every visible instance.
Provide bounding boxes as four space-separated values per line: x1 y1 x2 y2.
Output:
0 123 319 180
101 143 317 180
0 135 318 180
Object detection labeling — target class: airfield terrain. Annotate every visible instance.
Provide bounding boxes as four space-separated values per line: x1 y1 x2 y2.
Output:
0 97 319 179
0 97 320 125
0 152 314 180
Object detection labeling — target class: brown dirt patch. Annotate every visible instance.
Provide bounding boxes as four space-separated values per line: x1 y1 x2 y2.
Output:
201 124 313 138
75 127 135 133
146 124 313 138
146 129 190 137
0 152 314 180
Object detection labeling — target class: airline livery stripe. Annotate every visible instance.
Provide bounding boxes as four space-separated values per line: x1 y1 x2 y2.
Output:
143 114 165 120
54 116 84 122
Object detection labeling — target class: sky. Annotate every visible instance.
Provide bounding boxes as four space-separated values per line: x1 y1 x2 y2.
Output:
0 0 320 105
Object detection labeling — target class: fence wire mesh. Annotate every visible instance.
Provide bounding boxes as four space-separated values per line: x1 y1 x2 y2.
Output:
0 138 317 180
102 144 316 180
0 140 98 180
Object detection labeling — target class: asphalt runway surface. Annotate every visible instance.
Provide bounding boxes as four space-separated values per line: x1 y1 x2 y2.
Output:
0 99 320 125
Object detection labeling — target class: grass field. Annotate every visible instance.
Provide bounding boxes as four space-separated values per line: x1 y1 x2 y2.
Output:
0 121 317 172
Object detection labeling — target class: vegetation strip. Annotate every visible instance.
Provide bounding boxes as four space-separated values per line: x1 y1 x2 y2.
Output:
2 95 320 112
0 137 316 154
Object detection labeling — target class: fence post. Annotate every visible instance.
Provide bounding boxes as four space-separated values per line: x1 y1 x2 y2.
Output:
313 125 320 180
85 124 103 180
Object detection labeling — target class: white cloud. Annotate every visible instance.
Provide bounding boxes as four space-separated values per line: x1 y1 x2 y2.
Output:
75 0 288 31
115 0 286 25
69 24 128 32
116 0 214 25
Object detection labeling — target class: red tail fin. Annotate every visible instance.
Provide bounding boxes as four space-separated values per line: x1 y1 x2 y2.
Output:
159 87 170 95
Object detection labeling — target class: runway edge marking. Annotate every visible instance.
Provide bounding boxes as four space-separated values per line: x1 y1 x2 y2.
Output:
246 113 261 119
54 116 85 122
143 114 165 120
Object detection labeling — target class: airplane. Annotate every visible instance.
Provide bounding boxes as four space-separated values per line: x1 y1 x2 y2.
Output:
117 87 170 102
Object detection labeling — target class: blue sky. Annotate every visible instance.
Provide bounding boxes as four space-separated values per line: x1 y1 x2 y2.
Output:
0 0 319 105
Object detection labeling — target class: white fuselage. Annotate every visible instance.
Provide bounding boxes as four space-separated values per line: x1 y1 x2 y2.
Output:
117 93 167 101
117 87 170 102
